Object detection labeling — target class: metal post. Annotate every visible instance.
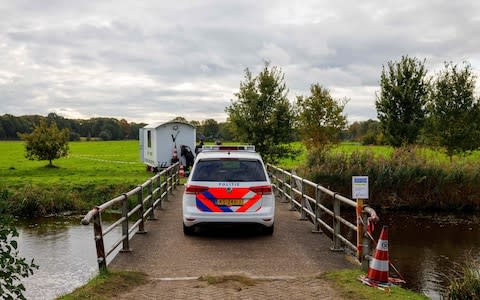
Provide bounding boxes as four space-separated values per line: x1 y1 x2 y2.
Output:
330 194 343 252
356 199 364 261
137 186 146 234
92 211 107 271
312 184 322 233
289 172 295 211
299 179 307 220
121 194 131 252
148 179 156 220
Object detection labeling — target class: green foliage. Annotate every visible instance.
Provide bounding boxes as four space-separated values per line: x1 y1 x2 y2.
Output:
376 56 429 147
19 119 70 166
296 83 347 152
427 62 480 159
447 255 480 300
303 147 480 210
226 63 295 163
0 190 38 299
202 119 220 140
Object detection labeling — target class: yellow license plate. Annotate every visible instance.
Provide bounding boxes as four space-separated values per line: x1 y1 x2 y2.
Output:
217 199 243 206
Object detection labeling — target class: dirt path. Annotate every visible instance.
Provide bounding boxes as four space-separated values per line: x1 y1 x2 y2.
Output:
110 186 352 299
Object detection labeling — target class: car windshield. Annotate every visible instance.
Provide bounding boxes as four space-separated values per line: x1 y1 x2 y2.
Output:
191 159 267 182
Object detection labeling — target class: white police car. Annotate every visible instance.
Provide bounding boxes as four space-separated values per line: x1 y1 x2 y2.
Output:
182 145 275 235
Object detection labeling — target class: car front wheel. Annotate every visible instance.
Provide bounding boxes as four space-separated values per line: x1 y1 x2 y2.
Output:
263 224 274 235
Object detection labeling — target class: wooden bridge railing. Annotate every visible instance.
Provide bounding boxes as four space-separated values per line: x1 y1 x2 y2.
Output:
267 164 379 267
81 162 180 271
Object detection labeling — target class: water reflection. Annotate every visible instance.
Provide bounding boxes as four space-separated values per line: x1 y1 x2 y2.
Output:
382 213 480 299
16 216 121 300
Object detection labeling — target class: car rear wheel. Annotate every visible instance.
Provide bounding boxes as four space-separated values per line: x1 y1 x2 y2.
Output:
183 223 195 235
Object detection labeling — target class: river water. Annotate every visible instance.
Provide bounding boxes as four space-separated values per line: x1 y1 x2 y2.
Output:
16 216 121 300
14 212 480 299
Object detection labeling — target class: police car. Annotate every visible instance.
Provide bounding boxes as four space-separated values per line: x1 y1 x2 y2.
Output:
182 145 274 235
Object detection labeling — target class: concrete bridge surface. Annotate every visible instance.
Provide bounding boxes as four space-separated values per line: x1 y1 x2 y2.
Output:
110 186 353 299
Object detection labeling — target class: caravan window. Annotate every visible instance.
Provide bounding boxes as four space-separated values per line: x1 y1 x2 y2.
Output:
147 130 152 148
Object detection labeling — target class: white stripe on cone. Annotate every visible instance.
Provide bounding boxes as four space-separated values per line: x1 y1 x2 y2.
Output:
370 258 389 272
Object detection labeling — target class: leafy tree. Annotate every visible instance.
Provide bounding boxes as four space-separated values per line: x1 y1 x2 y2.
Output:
296 84 347 152
376 56 429 147
202 119 219 140
427 62 480 159
0 190 38 299
171 116 188 123
226 63 295 163
18 120 70 167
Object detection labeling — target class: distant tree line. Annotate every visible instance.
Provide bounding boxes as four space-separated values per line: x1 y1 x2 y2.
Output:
0 113 146 141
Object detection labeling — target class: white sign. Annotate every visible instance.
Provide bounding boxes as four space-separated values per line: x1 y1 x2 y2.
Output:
352 176 369 199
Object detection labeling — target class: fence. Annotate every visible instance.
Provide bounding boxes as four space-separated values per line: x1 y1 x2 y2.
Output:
267 164 379 266
81 162 180 270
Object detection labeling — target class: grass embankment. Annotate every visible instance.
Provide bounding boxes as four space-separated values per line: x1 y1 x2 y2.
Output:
279 143 480 210
57 271 147 300
0 141 152 216
323 269 428 300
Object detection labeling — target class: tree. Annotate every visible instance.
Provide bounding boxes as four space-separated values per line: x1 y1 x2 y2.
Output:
226 63 295 163
202 119 219 140
376 56 429 147
18 120 70 167
296 84 347 152
0 190 38 299
427 62 480 159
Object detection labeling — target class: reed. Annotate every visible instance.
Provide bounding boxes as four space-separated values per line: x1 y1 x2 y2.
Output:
301 147 480 210
446 256 480 299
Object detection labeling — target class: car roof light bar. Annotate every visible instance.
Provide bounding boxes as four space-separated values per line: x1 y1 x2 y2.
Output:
201 145 255 152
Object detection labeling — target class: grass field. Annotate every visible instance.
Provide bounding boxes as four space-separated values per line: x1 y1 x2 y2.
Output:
0 140 151 188
278 142 480 170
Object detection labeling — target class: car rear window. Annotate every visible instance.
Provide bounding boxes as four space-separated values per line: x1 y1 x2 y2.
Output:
191 159 267 182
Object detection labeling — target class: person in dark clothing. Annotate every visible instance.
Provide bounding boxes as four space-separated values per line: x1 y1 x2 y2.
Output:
195 139 204 155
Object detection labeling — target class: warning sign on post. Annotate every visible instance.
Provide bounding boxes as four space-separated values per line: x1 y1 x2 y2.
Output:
352 176 369 199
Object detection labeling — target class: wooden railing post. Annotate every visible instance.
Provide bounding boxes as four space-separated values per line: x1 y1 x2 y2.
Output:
137 186 146 234
121 194 131 252
148 179 156 220
289 172 295 211
169 167 174 195
361 207 371 272
93 211 107 270
312 184 322 233
157 173 162 209
330 194 343 252
300 178 307 220
281 171 287 203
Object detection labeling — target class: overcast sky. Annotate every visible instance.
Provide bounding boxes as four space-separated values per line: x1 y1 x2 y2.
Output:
1 1 479 124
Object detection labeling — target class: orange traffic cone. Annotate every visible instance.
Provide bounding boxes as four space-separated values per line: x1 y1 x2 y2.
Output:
179 165 185 177
368 226 389 283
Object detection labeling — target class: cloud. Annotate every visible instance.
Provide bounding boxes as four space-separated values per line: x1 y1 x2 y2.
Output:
0 0 479 124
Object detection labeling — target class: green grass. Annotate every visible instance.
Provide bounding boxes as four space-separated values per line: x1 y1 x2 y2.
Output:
323 269 428 300
57 271 147 300
0 140 150 188
0 140 153 216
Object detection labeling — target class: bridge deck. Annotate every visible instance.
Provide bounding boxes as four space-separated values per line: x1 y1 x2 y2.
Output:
110 186 352 299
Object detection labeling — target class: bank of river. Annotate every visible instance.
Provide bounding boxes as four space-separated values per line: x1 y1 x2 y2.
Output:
16 216 121 300
15 212 480 299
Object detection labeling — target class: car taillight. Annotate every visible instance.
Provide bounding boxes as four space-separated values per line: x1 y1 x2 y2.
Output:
185 185 208 194
250 185 272 195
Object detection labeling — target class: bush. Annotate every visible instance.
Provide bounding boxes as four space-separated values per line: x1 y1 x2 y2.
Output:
302 147 480 210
